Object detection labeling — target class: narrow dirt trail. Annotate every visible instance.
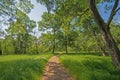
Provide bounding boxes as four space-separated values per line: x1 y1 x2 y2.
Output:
41 56 75 80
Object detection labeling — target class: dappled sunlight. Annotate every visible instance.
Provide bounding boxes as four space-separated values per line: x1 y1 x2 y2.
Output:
41 56 74 80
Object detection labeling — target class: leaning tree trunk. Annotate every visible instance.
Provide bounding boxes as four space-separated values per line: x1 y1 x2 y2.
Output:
89 0 120 68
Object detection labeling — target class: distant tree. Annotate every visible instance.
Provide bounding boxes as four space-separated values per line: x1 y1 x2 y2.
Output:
38 12 61 53
0 0 33 25
6 9 36 54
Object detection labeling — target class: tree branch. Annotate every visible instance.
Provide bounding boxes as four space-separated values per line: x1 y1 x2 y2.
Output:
80 8 89 16
115 7 120 13
89 0 105 27
106 0 119 26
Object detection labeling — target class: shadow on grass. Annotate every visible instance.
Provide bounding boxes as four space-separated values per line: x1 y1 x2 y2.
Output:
0 58 47 80
61 58 120 80
55 52 109 56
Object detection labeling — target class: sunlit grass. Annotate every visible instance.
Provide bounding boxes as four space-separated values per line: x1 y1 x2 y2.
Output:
60 54 120 80
0 54 52 80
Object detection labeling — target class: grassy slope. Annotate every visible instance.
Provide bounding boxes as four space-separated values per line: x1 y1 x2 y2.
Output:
60 54 120 80
0 54 52 80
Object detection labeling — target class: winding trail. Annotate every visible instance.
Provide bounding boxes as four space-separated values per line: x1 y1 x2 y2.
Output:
41 56 75 80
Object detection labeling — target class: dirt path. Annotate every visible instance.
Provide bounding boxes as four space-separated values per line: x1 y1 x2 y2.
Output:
41 56 75 80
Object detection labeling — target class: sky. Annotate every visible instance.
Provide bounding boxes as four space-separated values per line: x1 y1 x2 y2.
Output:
28 0 47 22
98 2 120 24
27 0 47 37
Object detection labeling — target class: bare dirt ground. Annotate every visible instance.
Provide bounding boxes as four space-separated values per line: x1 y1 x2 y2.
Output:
41 56 75 80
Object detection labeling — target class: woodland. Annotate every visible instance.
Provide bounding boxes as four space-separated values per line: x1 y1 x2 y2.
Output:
0 0 120 80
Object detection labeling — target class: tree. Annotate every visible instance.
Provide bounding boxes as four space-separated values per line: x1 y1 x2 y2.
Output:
1 35 15 54
38 0 100 53
89 0 120 68
0 39 2 55
0 0 33 25
6 9 36 54
38 12 61 53
55 0 89 53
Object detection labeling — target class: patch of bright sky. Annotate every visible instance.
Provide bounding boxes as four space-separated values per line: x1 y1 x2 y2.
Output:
98 1 120 24
27 0 47 38
28 0 47 22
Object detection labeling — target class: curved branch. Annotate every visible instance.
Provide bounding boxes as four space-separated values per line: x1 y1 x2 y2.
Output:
107 0 119 26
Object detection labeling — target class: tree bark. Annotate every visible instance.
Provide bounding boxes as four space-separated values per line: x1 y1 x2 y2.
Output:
0 49 2 55
89 0 120 68
65 35 68 54
52 40 55 53
52 28 56 54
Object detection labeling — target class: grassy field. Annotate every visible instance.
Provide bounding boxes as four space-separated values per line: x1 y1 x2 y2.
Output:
0 54 52 80
60 54 120 80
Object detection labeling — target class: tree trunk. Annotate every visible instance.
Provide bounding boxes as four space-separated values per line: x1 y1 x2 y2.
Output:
52 28 56 54
63 35 68 54
0 49 2 55
89 0 120 68
102 27 120 67
52 41 55 53
65 36 68 54
35 38 38 54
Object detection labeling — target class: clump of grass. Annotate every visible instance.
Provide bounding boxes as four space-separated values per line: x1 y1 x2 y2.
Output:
60 54 120 80
0 54 52 80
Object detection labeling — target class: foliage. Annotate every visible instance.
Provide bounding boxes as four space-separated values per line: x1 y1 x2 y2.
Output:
111 24 120 49
0 0 120 55
0 0 34 24
4 9 36 54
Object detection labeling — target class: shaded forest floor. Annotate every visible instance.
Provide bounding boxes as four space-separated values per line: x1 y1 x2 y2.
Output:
41 55 74 80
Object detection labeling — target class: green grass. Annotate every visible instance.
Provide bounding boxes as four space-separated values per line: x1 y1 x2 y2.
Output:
60 54 120 80
0 54 52 80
